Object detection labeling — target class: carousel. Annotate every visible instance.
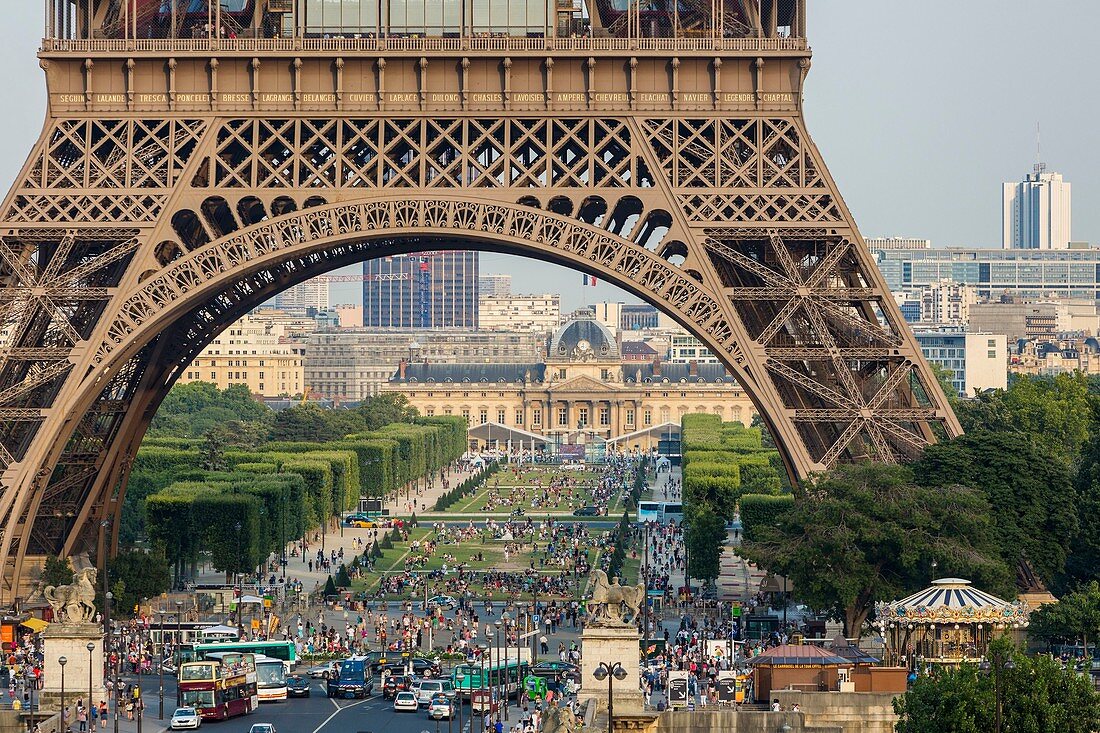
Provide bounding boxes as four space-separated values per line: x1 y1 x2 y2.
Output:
875 578 1030 671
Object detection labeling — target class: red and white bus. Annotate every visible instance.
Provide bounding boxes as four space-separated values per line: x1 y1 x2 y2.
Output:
178 652 258 721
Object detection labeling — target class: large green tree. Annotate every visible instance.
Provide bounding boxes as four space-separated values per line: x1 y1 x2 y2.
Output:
915 431 1079 589
953 373 1092 458
353 394 418 430
894 638 1100 733
684 504 726 582
1028 581 1100 653
269 403 366 442
149 382 271 437
40 555 73 588
740 463 1009 635
103 548 171 618
1069 409 1100 585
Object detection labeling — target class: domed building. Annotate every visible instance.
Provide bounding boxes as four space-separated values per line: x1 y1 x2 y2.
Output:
383 316 757 454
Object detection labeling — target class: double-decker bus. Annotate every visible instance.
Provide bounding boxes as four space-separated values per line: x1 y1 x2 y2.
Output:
193 640 297 670
253 655 289 702
178 652 258 721
451 653 530 702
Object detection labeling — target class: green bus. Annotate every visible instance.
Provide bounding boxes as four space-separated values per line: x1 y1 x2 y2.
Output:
451 656 530 701
189 640 297 669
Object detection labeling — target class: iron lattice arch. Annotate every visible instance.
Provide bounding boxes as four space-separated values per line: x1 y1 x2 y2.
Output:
0 108 959 599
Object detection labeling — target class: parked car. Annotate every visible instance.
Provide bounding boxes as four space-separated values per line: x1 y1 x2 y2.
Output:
573 506 600 516
530 661 580 678
428 693 457 720
286 675 312 698
383 674 418 699
393 691 419 712
169 707 202 730
381 657 441 678
306 661 338 679
415 679 456 706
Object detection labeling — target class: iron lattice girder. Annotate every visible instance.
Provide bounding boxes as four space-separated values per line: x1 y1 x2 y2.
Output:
0 45 963 598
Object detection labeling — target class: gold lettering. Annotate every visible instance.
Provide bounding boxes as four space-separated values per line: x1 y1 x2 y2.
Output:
555 93 584 102
220 93 249 103
303 93 336 103
58 94 84 104
137 93 167 103
512 93 544 103
94 93 125 104
472 93 502 103
261 93 294 102
430 93 460 103
349 93 377 103
682 93 710 103
388 93 417 103
593 93 626 102
723 93 754 102
639 93 667 102
177 93 211 103
761 93 794 102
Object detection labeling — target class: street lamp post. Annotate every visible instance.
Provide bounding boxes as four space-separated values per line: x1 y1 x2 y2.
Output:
592 661 628 733
980 652 1016 733
87 642 95 726
642 521 650 658
235 520 244 637
58 656 67 732
158 612 165 719
493 621 502 725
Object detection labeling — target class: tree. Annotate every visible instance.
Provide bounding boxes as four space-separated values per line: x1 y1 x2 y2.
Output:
149 382 271 437
928 361 960 404
103 548 171 618
323 575 338 598
40 555 73 588
1069 408 1100 585
684 504 726 583
1028 581 1100 653
354 394 418 430
952 373 1092 458
334 564 352 588
269 403 365 443
201 425 230 471
915 431 1079 589
894 637 1100 733
740 463 1009 636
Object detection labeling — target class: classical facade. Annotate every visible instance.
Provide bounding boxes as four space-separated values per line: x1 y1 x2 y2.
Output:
178 314 305 397
384 318 757 446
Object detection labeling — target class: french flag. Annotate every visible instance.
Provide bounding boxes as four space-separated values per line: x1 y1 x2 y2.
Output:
583 274 597 286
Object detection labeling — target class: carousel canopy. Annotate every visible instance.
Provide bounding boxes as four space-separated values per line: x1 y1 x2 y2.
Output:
749 644 851 667
875 578 1029 628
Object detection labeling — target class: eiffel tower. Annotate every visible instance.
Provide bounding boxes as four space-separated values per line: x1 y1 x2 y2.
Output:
0 0 960 600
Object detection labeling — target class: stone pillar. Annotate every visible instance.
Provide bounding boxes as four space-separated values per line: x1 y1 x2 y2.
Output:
579 625 645 715
40 623 104 711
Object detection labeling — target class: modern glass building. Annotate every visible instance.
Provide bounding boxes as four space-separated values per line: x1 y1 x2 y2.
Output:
363 251 479 328
875 248 1100 302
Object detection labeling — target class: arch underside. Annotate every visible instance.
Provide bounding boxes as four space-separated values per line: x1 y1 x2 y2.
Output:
0 113 960 599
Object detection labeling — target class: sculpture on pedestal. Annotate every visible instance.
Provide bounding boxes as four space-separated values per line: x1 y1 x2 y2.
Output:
44 567 98 624
588 570 644 627
542 705 581 733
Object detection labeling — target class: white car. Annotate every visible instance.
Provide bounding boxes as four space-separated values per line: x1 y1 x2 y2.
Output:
393 691 418 712
307 661 338 679
169 707 202 730
248 725 277 733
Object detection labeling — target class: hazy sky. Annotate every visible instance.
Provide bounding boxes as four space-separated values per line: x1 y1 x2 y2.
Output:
1 1 1095 308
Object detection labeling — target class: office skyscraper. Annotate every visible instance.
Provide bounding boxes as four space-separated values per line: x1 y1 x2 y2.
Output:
273 280 329 313
479 274 512 298
363 251 479 328
1003 166 1072 250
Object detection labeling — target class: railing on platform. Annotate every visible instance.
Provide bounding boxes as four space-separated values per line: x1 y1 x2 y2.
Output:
41 34 807 54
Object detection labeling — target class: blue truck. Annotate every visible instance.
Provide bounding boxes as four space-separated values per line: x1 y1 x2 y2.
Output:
326 657 374 699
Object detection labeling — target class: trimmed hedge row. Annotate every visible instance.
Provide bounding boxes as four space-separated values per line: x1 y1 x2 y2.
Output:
739 493 795 542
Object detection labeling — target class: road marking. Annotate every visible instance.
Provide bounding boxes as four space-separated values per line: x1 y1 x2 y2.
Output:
313 696 371 732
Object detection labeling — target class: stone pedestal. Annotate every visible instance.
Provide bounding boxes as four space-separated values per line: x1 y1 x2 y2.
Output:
580 624 645 715
40 623 104 711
